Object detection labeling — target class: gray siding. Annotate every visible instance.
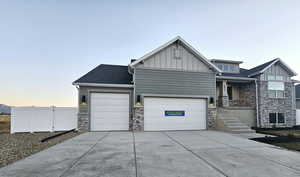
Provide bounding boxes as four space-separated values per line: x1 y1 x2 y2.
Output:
135 68 216 102
136 43 212 72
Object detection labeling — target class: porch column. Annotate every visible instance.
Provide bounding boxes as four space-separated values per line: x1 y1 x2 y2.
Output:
220 80 229 107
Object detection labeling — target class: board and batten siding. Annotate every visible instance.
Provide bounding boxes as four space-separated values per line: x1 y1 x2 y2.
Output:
260 63 291 81
136 42 212 73
135 68 216 102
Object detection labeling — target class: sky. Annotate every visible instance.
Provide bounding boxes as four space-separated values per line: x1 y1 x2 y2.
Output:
1 0 300 107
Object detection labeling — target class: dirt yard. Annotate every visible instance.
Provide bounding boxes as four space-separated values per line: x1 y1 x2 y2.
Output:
0 131 82 168
254 129 300 152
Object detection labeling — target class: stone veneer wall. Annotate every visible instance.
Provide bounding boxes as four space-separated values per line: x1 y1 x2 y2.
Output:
208 107 217 129
131 106 144 131
239 82 256 107
258 81 296 127
78 103 89 131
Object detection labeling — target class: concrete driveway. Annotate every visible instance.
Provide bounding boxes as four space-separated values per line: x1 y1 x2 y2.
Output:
1 131 300 177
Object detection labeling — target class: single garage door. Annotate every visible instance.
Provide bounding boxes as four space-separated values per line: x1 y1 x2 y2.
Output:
90 93 129 131
144 97 206 131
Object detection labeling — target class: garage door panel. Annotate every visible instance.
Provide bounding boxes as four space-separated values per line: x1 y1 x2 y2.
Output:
91 93 129 131
144 97 206 131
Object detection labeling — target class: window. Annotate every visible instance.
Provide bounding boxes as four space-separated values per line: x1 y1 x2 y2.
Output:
268 75 284 81
230 65 235 72
269 113 277 123
217 64 223 70
268 81 284 98
276 76 284 81
223 64 229 72
269 113 285 124
268 75 276 80
268 82 284 90
278 113 285 123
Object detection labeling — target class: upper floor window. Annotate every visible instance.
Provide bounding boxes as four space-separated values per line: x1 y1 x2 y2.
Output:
216 63 238 73
268 75 284 81
268 81 284 98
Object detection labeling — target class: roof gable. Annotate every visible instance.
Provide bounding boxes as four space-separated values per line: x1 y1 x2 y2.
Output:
129 36 221 73
248 58 297 77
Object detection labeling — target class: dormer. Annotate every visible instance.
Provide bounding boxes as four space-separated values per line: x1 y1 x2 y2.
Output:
211 59 243 73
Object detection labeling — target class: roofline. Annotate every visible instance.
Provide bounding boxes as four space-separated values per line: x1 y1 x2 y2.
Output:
72 82 134 88
248 58 297 77
129 36 222 73
216 76 257 81
211 59 243 64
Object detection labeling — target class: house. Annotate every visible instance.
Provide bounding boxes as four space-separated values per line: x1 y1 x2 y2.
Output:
73 36 298 132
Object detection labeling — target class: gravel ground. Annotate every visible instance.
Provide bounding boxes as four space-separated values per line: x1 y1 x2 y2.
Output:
0 131 82 168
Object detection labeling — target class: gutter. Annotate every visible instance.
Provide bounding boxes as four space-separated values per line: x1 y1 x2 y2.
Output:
73 82 134 88
255 80 260 127
216 76 257 81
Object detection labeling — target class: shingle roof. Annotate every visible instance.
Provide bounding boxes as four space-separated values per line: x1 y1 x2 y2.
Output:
246 59 278 76
73 64 132 85
220 59 279 78
221 68 250 78
296 84 300 99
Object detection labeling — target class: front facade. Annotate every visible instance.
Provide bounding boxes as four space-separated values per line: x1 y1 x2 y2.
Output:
73 36 298 131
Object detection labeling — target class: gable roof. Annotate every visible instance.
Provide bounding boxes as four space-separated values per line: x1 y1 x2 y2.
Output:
73 64 132 85
129 36 221 73
296 84 300 99
247 58 297 77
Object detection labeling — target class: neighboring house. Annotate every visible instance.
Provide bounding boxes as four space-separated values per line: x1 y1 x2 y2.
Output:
296 84 300 109
73 36 298 132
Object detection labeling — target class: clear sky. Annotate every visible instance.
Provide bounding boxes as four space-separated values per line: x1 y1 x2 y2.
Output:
1 0 300 107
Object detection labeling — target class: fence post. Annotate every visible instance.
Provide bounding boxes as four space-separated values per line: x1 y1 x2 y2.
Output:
30 106 34 133
51 106 55 132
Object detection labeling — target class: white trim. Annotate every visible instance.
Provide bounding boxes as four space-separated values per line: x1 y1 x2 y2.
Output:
248 58 297 77
216 76 257 81
142 93 210 99
73 82 134 88
129 36 222 73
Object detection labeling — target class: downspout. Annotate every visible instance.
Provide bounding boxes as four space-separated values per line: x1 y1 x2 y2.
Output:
255 80 260 127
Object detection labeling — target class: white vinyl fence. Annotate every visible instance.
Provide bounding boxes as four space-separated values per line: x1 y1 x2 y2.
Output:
297 109 300 125
11 106 77 133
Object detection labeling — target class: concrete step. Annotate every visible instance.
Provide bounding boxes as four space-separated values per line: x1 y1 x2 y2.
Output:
224 122 246 126
222 119 243 124
226 125 251 129
230 129 256 134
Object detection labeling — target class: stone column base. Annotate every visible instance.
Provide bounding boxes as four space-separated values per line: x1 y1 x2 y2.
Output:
132 105 144 131
208 106 217 129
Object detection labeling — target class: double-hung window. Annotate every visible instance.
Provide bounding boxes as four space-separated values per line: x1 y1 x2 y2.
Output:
268 75 284 98
269 113 285 124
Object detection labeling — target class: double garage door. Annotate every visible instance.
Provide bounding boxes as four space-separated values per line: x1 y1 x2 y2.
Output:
90 93 206 131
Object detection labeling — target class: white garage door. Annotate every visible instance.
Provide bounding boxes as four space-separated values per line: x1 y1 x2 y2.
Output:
90 93 129 131
144 97 206 131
